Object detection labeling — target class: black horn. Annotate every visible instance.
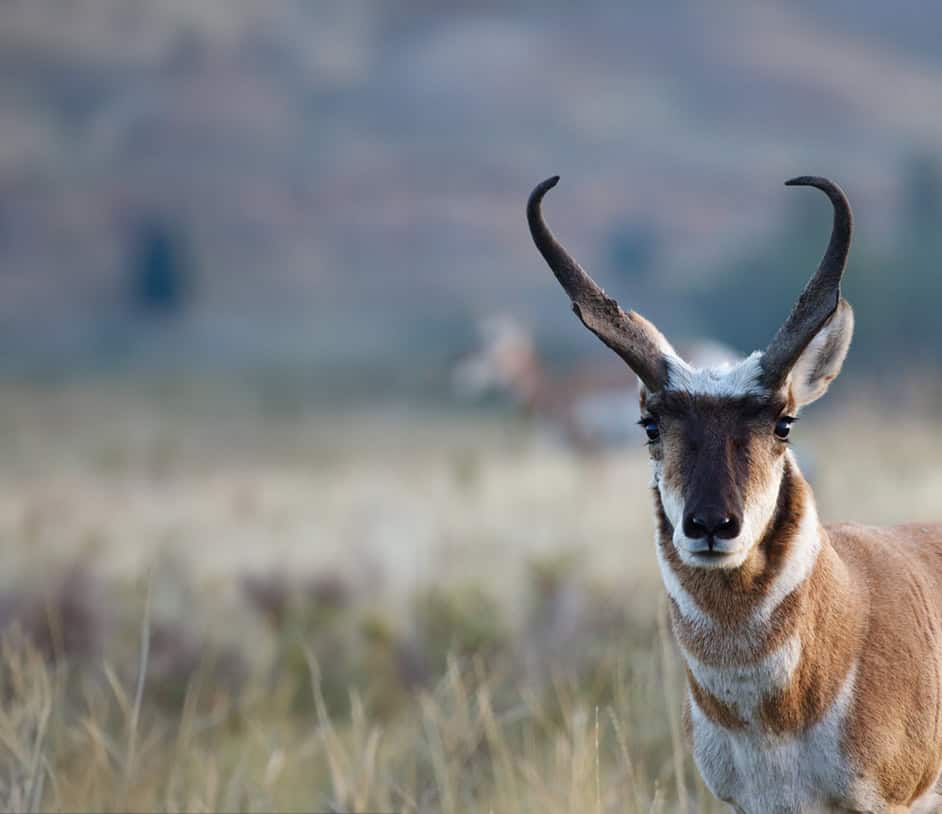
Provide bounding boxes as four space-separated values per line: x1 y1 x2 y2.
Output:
527 176 669 391
760 176 853 389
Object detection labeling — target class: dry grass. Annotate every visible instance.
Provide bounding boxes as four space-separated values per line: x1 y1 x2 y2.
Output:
0 377 937 812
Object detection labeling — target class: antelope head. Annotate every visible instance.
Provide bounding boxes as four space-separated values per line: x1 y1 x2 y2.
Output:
528 176 854 570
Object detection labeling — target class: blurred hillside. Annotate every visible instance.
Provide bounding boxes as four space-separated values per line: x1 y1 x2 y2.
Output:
2 0 942 390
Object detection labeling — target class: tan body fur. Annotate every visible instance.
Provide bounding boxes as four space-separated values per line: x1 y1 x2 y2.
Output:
834 521 942 800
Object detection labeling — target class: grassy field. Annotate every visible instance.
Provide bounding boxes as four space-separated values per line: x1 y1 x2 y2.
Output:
0 376 940 812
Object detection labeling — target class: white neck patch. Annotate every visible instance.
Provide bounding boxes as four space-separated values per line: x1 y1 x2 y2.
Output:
684 633 803 722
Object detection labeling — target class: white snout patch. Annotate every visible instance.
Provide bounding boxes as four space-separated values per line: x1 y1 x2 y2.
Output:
655 453 785 571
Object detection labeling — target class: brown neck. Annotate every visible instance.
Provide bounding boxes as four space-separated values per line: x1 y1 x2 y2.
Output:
656 458 866 733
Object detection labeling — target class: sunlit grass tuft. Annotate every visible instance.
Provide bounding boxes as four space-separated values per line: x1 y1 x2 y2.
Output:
0 575 727 812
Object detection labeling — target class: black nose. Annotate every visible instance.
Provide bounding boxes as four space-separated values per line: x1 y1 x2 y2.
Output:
683 509 741 542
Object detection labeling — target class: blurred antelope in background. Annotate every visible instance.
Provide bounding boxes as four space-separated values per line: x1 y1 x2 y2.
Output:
453 314 738 452
529 174 942 812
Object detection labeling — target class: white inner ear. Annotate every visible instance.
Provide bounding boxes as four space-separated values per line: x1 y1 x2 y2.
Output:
788 300 854 408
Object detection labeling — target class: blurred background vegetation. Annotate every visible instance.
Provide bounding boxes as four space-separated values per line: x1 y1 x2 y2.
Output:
3 0 942 393
1 1 942 811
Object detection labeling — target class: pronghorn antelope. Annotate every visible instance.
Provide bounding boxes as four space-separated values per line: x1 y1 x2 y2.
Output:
453 314 739 451
528 175 942 813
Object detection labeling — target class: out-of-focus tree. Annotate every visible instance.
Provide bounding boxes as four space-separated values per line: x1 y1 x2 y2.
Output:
606 221 659 287
901 153 942 240
127 218 194 319
888 153 942 363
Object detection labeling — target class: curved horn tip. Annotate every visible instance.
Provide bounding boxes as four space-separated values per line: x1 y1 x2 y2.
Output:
531 175 560 197
785 175 814 186
783 176 851 210
784 175 837 189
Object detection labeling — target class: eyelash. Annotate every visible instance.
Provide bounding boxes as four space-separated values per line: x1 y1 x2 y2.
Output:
638 416 660 444
775 415 798 441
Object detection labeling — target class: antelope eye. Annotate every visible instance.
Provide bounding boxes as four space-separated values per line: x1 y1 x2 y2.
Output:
774 416 795 440
640 418 660 442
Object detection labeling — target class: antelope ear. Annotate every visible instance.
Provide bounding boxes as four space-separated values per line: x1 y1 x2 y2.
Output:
788 299 854 407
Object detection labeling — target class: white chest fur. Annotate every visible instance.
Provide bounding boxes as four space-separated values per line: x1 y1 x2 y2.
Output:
687 662 883 814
